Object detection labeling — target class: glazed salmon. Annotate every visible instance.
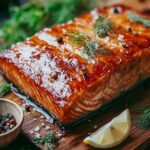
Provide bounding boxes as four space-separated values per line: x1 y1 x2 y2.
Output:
0 5 150 125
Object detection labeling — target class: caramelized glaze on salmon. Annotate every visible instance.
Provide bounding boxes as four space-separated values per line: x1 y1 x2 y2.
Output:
0 5 150 125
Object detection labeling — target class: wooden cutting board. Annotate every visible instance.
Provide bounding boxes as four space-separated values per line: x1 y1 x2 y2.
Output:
0 74 150 150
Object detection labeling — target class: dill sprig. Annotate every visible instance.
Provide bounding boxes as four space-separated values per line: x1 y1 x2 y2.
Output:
127 11 150 28
34 132 56 150
83 40 99 57
0 82 12 96
94 16 113 37
68 31 100 59
136 105 150 129
68 31 89 47
68 31 112 59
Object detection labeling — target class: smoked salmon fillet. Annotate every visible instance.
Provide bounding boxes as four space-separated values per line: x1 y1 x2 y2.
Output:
0 5 150 125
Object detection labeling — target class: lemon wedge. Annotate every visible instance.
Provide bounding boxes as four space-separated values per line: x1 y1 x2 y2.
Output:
83 109 131 149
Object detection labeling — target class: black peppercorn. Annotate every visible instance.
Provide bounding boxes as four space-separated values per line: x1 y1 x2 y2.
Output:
56 36 63 43
25 105 33 112
128 27 132 32
122 44 129 48
113 7 120 14
51 72 57 80
0 113 17 134
82 71 88 78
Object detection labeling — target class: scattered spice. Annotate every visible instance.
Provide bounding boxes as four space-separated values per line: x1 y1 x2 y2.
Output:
122 44 129 48
113 7 121 14
45 126 50 130
93 125 98 129
34 126 40 132
56 36 63 44
51 72 57 80
40 115 45 119
0 113 17 134
25 105 33 112
127 27 132 32
82 70 88 78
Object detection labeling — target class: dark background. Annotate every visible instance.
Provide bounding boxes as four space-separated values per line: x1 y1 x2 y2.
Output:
0 0 27 24
0 1 38 149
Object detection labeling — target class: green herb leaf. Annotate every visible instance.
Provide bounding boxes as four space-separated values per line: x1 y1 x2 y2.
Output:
83 40 99 57
68 31 88 47
34 132 56 150
68 31 99 58
0 82 12 96
136 106 150 129
94 16 113 37
127 11 150 28
68 30 112 59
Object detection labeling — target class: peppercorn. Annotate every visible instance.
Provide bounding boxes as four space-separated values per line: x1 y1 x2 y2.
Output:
0 113 17 134
56 36 63 43
113 7 121 14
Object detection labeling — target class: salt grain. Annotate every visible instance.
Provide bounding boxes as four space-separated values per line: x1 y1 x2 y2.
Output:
30 130 33 134
34 118 37 121
93 125 98 129
35 133 41 138
45 126 50 130
41 123 45 126
34 126 40 132
40 116 44 119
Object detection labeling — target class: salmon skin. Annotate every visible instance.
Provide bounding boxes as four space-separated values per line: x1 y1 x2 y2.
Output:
0 5 150 125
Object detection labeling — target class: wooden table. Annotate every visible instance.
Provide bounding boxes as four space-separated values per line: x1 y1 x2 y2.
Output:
0 74 150 150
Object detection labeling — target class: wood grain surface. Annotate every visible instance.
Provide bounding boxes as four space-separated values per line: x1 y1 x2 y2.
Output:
0 74 150 150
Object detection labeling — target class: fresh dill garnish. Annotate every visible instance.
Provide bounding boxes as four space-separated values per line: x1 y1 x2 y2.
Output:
0 82 12 96
68 30 112 59
68 31 88 47
94 16 113 37
136 105 150 129
127 11 150 28
34 132 56 150
83 40 99 57
68 31 99 58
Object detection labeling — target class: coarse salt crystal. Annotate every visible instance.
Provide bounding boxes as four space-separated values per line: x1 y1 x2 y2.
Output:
91 9 99 20
35 133 41 138
45 126 50 130
34 126 40 132
93 125 98 129
118 34 124 40
40 116 44 119
41 123 45 126
30 130 34 134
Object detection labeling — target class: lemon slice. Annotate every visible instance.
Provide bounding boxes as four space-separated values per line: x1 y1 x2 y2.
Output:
83 109 131 149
